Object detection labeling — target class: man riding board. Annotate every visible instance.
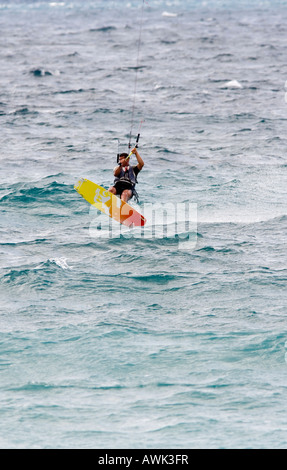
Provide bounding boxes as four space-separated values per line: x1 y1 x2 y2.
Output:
108 147 144 203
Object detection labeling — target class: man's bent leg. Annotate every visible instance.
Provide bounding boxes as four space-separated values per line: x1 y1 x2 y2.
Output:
121 189 132 202
108 186 117 195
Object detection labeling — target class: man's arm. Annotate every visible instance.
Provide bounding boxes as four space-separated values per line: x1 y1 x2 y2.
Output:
114 164 122 177
132 148 144 171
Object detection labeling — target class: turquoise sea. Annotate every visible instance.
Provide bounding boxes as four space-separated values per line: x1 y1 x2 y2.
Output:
0 0 287 449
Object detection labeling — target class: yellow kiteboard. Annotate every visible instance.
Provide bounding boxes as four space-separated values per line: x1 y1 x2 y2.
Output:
74 178 146 227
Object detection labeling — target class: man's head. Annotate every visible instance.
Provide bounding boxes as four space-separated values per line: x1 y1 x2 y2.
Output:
119 153 129 166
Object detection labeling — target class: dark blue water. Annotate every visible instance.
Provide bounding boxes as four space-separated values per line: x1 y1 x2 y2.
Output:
1 0 287 449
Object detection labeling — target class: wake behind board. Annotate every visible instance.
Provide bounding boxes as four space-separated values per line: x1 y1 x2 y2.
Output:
74 178 146 227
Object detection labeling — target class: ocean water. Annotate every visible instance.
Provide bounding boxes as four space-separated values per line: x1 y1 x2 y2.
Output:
1 0 287 449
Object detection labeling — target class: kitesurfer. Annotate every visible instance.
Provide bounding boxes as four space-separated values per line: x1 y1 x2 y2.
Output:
108 147 144 202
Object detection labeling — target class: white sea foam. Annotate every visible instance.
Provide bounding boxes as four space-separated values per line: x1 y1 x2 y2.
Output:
162 11 178 17
50 257 73 270
222 80 243 88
